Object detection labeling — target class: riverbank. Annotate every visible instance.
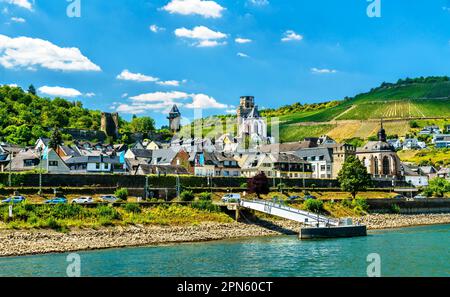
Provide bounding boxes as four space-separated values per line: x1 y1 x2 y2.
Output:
1 213 450 257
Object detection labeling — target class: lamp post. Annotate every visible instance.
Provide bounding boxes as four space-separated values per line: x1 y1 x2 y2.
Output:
176 174 180 198
144 175 149 200
8 151 12 187
38 147 42 195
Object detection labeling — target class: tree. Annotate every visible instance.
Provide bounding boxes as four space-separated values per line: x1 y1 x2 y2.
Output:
423 178 450 198
248 172 270 199
27 84 36 95
337 156 372 199
49 127 63 150
129 116 156 134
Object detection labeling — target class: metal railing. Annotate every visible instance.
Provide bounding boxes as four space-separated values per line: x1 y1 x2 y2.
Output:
240 199 340 226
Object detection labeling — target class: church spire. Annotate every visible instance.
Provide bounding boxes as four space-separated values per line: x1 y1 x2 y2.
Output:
378 118 386 142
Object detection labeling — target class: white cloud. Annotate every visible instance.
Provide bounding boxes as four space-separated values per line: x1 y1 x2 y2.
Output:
38 86 82 98
175 26 227 47
116 69 159 82
311 67 337 74
116 91 229 114
149 24 165 33
237 52 249 58
185 93 227 109
115 104 148 115
121 93 128 98
235 37 252 44
248 0 269 6
5 0 32 10
10 16 25 23
130 91 190 102
156 80 182 87
162 0 225 19
0 34 101 72
281 30 303 42
85 92 96 97
197 40 226 47
175 26 226 40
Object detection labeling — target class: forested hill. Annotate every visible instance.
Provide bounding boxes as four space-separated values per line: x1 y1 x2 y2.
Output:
0 85 159 146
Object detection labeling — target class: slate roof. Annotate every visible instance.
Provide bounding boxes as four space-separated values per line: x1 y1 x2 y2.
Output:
293 147 333 162
65 155 122 165
136 164 188 175
130 149 153 159
151 148 178 165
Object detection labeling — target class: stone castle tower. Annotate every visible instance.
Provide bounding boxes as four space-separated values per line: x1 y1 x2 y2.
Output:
168 104 181 132
101 112 119 139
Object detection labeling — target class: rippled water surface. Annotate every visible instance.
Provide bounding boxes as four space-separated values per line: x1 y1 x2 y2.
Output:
0 224 448 277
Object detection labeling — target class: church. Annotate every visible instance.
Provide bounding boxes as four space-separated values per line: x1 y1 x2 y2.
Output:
236 96 273 146
355 121 401 178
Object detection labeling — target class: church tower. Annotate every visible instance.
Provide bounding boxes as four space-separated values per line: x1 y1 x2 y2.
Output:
237 96 255 122
378 119 387 142
168 104 181 132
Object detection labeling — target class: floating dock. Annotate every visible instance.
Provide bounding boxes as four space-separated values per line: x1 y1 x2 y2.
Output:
299 225 367 239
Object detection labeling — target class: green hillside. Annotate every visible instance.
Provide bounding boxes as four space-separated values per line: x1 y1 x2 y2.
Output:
0 85 159 146
278 76 450 125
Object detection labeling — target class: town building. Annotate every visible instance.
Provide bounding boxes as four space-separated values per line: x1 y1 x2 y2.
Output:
418 125 441 135
240 153 312 179
193 151 240 177
432 134 450 148
400 163 429 187
402 138 426 150
356 121 401 178
294 147 333 179
64 155 125 174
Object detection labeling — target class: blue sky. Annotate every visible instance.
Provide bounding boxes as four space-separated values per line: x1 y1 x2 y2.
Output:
2 0 450 127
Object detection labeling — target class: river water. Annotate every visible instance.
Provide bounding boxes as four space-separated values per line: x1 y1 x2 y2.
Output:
0 224 448 277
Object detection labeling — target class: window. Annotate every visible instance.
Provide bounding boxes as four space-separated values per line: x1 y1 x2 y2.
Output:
49 161 58 167
23 159 36 167
320 165 326 171
96 163 100 169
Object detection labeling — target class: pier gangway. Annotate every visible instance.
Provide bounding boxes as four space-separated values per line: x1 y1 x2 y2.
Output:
239 199 340 228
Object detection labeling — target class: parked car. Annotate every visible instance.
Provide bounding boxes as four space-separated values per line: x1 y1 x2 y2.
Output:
44 197 68 204
303 195 317 200
393 195 405 199
72 196 94 204
414 194 427 199
1 196 26 204
221 193 241 203
100 195 118 203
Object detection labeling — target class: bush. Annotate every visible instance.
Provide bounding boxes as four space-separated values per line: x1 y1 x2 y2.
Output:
180 190 195 202
303 199 324 213
240 182 247 189
96 205 120 220
351 198 369 214
123 203 141 214
191 200 220 212
114 188 128 201
391 204 401 214
198 192 212 201
409 121 419 128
